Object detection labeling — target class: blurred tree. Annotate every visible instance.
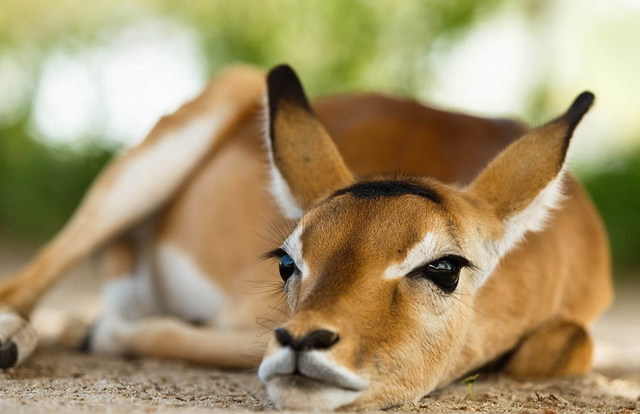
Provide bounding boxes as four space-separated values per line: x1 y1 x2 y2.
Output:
581 148 640 277
0 113 112 240
0 0 638 279
0 0 505 242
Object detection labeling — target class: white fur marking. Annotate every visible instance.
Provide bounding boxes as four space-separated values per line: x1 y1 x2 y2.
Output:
156 243 226 322
261 92 303 219
476 172 567 287
499 172 566 257
299 351 369 391
282 225 309 279
259 347 367 410
270 166 304 219
102 276 159 320
385 232 447 280
90 314 135 356
266 376 362 411
258 347 296 382
259 348 368 391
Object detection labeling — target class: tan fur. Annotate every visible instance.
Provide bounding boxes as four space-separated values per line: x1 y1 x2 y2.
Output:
504 319 594 378
0 65 612 411
271 102 353 209
98 238 136 280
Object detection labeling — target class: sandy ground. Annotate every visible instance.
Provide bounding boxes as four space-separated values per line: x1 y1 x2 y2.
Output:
1 244 639 413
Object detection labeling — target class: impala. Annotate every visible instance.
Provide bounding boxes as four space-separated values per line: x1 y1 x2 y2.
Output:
0 65 612 410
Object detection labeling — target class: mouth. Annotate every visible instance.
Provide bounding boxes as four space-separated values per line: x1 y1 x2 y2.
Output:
263 374 364 411
259 348 369 410
259 348 368 391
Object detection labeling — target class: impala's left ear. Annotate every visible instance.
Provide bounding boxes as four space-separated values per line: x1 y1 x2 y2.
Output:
467 92 594 256
264 65 353 218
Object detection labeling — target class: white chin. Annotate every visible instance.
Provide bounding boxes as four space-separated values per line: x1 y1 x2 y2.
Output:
265 375 362 411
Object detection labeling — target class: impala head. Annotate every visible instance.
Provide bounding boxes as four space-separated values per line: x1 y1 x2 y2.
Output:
258 65 594 410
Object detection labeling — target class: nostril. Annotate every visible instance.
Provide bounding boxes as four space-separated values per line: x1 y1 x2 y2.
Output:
274 327 294 347
301 329 339 350
273 328 339 351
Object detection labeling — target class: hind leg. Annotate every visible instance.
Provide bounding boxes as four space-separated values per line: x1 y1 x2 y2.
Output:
88 232 163 355
0 65 266 368
91 278 271 368
90 243 278 368
505 319 593 378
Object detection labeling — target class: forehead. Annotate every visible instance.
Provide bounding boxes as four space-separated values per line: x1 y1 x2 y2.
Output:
298 181 455 266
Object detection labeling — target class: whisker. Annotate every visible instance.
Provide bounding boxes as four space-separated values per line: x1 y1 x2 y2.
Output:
449 291 489 320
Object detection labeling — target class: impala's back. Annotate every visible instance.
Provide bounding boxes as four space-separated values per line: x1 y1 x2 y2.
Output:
258 66 612 410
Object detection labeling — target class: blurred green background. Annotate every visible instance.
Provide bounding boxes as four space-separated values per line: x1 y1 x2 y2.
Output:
0 0 638 278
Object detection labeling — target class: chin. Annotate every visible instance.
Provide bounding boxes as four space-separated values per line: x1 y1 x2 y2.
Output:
265 375 364 411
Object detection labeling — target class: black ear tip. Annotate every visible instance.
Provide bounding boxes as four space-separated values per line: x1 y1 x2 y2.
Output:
267 64 297 85
564 91 595 129
267 64 312 112
574 91 595 110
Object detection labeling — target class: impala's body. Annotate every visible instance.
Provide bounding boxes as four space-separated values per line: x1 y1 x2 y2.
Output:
0 65 612 410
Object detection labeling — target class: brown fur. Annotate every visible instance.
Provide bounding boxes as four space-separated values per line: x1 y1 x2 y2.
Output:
0 65 612 411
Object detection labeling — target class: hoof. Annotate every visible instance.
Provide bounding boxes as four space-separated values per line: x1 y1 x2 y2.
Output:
78 324 95 353
0 341 18 368
0 310 38 368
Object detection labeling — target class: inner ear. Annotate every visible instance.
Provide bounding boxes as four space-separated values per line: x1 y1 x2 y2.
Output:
467 91 594 256
265 65 353 217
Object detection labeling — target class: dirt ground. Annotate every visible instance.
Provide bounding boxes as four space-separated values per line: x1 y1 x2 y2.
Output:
1 244 639 413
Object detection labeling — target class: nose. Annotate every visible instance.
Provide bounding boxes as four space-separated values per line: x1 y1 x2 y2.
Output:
274 327 339 351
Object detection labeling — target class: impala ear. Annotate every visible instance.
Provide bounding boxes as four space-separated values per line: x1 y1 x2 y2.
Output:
265 65 353 218
467 92 594 256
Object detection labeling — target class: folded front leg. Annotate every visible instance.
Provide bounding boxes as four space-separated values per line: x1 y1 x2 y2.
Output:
505 319 593 378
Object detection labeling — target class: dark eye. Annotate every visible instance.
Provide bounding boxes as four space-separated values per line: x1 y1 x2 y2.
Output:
279 254 298 282
407 255 468 293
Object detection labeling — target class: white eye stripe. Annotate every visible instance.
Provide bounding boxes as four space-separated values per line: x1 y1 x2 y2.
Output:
384 232 461 280
281 225 309 278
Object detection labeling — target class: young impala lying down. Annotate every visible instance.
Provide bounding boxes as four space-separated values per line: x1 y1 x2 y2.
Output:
0 65 612 410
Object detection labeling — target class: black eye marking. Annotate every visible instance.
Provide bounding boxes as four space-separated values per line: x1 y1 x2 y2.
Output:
264 248 299 283
406 255 470 293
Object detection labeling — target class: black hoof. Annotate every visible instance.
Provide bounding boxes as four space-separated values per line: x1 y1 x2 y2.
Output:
0 341 18 369
78 324 94 353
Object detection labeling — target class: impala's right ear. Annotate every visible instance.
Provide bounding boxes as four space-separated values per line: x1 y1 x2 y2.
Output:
265 65 353 219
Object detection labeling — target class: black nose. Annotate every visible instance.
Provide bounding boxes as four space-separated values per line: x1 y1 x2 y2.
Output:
274 328 339 351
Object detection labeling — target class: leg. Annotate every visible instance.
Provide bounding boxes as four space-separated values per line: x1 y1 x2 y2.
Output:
0 65 264 317
97 316 268 368
89 233 163 354
505 319 593 378
0 66 265 367
90 241 274 367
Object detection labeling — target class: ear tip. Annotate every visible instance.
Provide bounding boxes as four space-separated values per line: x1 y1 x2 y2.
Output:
574 90 595 109
267 64 296 84
564 90 595 130
267 64 312 113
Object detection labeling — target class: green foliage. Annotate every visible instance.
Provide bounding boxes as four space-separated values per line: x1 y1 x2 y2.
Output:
580 147 640 276
0 1 506 245
0 0 637 281
0 116 113 241
156 0 505 96
0 0 505 96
